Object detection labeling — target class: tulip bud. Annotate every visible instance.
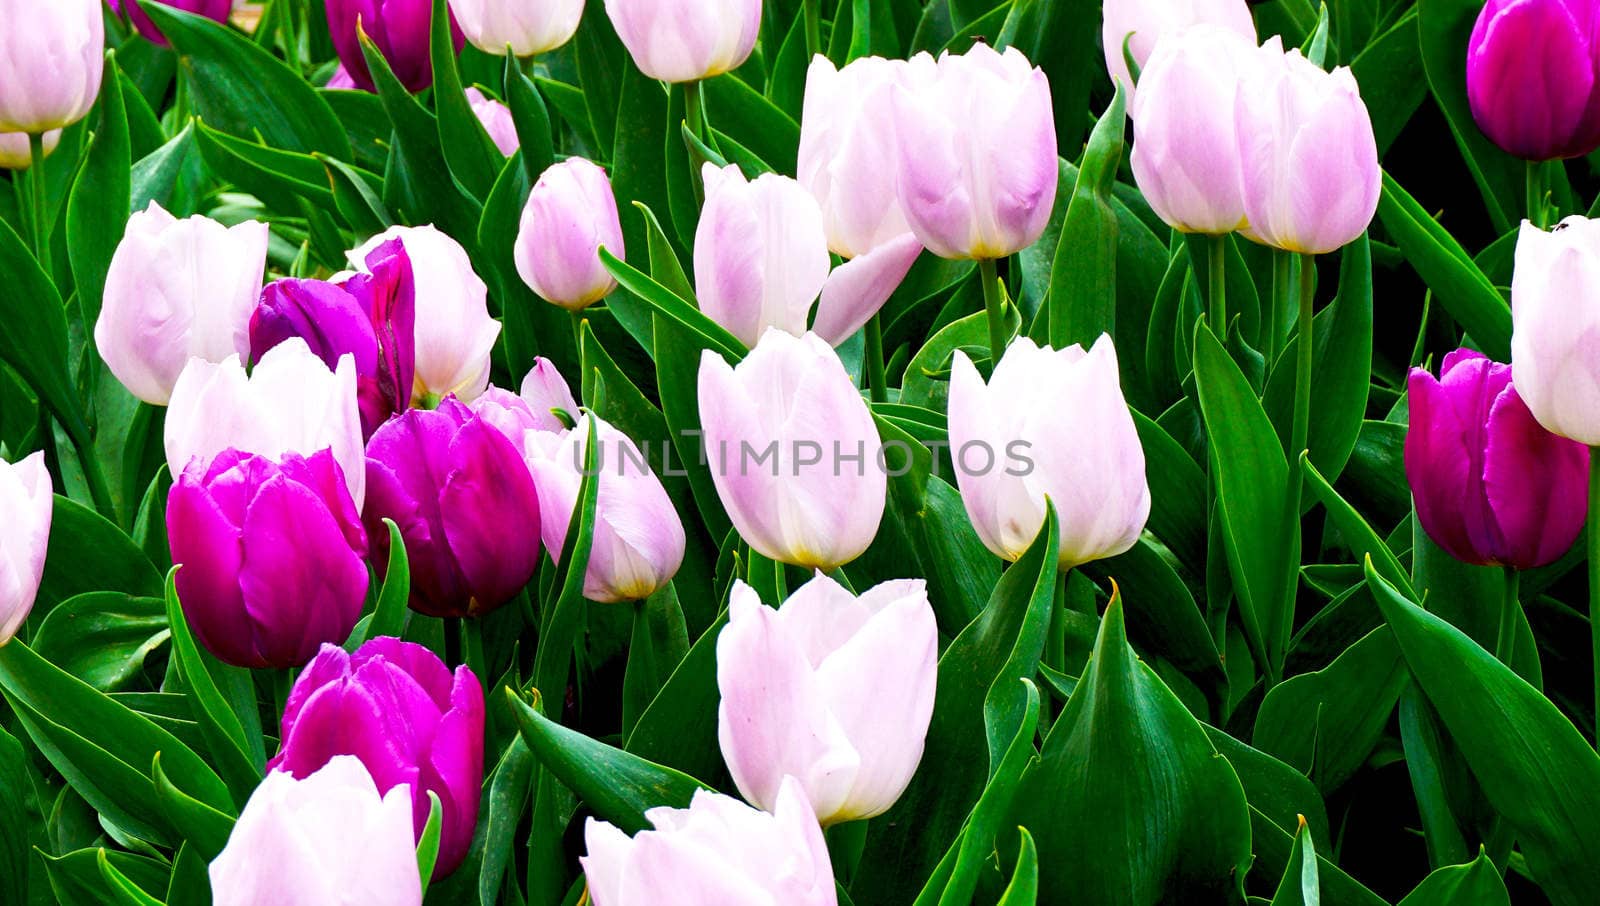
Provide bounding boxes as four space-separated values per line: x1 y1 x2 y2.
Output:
470 358 581 443
948 334 1150 569
1467 0 1600 160
514 157 625 310
167 449 369 668
364 398 543 617
210 756 422 906
0 0 103 133
1405 350 1587 570
0 453 52 646
1235 38 1380 254
1511 216 1600 444
717 575 936 824
0 130 60 170
581 777 838 906
111 0 233 46
1130 26 1258 234
449 0 582 56
95 202 270 405
601 0 761 83
523 414 685 603
166 339 367 509
268 639 486 878
465 86 519 156
348 225 499 404
698 331 885 569
892 44 1057 260
326 0 464 93
1101 0 1256 103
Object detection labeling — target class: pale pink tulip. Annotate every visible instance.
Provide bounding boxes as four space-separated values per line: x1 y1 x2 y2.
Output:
0 453 52 645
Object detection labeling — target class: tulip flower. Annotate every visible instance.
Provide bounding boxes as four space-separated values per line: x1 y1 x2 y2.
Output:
581 777 837 906
348 225 500 404
948 334 1150 568
0 453 52 646
210 756 422 906
326 0 464 93
268 638 485 878
1101 0 1256 102
166 339 367 509
111 0 233 46
698 330 885 569
891 44 1057 261
0 131 59 170
471 358 581 444
95 202 270 406
1235 38 1380 255
601 0 760 83
1130 26 1259 234
364 398 543 617
717 575 936 824
168 449 369 668
514 158 625 310
251 239 417 438
0 0 103 133
1467 0 1600 160
450 0 582 56
1406 349 1587 569
466 86 519 156
523 414 685 602
1511 216 1600 445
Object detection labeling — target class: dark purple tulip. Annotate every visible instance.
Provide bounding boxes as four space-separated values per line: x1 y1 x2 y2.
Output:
325 0 464 93
1405 349 1589 569
109 0 232 47
364 398 542 617
167 449 369 668
250 239 416 438
268 638 485 878
1467 0 1600 160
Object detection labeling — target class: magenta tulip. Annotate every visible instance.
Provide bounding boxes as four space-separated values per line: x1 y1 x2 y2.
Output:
110 0 233 46
326 0 464 93
1467 0 1600 160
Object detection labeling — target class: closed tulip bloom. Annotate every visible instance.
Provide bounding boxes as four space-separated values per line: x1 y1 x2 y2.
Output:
450 0 581 56
515 157 625 310
327 0 463 92
166 339 367 509
0 453 51 646
269 639 485 878
718 575 936 825
1511 216 1600 444
581 777 837 906
892 44 1057 260
0 130 60 169
112 0 233 46
1406 350 1587 569
0 0 102 132
167 449 369 668
210 756 421 906
1235 38 1380 254
524 414 685 602
602 0 760 83
470 358 581 443
95 202 270 405
1468 0 1600 160
949 334 1150 568
465 86 519 156
364 398 542 617
349 225 499 404
1130 26 1259 234
698 330 885 570
1101 0 1256 102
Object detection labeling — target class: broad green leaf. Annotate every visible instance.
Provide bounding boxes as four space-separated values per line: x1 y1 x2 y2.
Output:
504 59 555 184
478 739 534 906
601 248 746 363
416 791 443 894
1087 538 1224 691
0 727 26 905
1203 726 1331 849
194 121 336 211
0 218 90 444
151 753 234 860
31 592 167 692
130 121 199 213
703 74 800 175
351 519 411 648
621 583 690 737
1397 850 1510 906
37 497 163 615
430 0 500 199
1269 818 1320 906
995 829 1038 906
163 567 262 805
43 849 169 906
531 414 601 699
66 53 130 331
1131 410 1207 571
1350 11 1426 153
1250 807 1388 906
625 607 731 788
1036 86 1123 349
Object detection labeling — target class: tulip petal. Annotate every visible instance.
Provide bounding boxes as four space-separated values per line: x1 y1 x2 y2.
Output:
812 233 923 345
1484 381 1591 567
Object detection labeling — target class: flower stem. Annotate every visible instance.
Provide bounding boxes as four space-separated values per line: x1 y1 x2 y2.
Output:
1496 565 1520 667
1526 160 1547 229
803 0 822 57
68 428 117 523
865 314 888 403
684 80 706 143
28 132 49 276
980 258 1006 364
1290 254 1315 464
1589 447 1600 744
1208 234 1227 335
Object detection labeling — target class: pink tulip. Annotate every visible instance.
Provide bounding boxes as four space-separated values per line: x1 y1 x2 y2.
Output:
515 157 625 310
469 358 582 444
1511 216 1600 444
466 87 519 156
0 453 51 646
601 0 760 83
450 0 583 56
0 0 102 132
1101 0 1256 104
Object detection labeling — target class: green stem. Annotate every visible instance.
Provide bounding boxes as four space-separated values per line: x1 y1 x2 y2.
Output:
1267 251 1291 370
1289 254 1315 464
803 0 822 57
272 668 295 721
980 258 1006 364
864 314 888 403
1589 448 1600 746
1526 160 1546 229
1496 566 1520 667
684 81 706 143
571 310 586 364
68 428 117 523
1208 234 1227 335
28 133 49 276
1047 570 1068 670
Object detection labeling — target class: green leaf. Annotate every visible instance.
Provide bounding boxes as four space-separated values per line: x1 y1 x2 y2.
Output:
1086 538 1224 690
96 846 165 906
0 218 90 443
430 0 501 199
165 843 211 906
702 74 801 175
416 791 443 894
1250 807 1388 906
0 727 27 905
149 751 236 860
600 248 747 363
531 413 602 699
1301 453 1415 599
478 739 534 906
194 120 336 212
1269 818 1320 906
31 592 168 692
504 59 556 183
351 519 411 648
130 121 199 213
43 849 169 906
66 52 130 331
1397 850 1510 906
37 496 163 617
995 828 1039 906
624 608 731 786
1367 561 1600 906
621 584 690 738
1203 726 1331 849
1035 86 1124 349
321 155 393 236
1350 10 1426 154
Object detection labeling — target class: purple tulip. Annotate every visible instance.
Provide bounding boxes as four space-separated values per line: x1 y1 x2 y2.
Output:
268 638 486 879
364 398 543 617
1467 0 1600 160
326 0 464 93
1405 349 1589 569
167 449 369 668
251 239 417 438
110 0 233 47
